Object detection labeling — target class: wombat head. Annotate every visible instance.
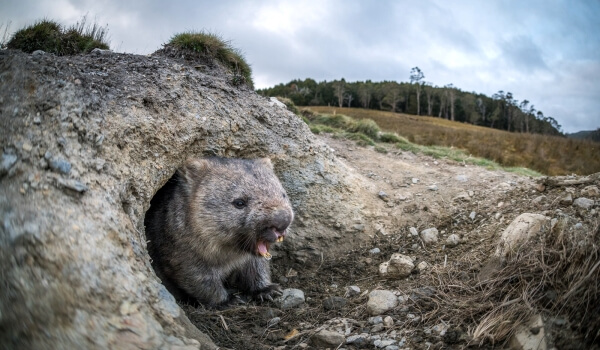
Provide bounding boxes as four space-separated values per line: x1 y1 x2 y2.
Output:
180 157 294 259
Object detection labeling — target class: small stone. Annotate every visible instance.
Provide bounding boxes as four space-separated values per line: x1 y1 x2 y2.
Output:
0 153 18 176
311 330 345 348
559 193 573 205
369 316 383 325
33 116 42 124
416 261 429 271
446 234 460 247
367 290 398 315
346 334 369 346
420 228 439 245
55 178 88 193
427 185 438 191
581 185 599 198
369 247 381 254
371 324 384 333
409 227 418 236
532 195 546 205
573 197 594 210
32 50 45 56
374 339 396 348
378 191 389 202
379 253 414 278
345 285 360 297
452 192 471 202
278 289 305 309
323 296 347 310
455 174 468 182
22 142 33 152
412 178 419 184
49 158 72 174
383 316 394 327
496 213 549 257
469 211 476 220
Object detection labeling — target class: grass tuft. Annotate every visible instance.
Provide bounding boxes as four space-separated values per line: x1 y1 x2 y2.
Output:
168 31 253 88
6 16 109 55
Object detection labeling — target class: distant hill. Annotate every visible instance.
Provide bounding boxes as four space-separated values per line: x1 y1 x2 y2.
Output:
566 129 600 142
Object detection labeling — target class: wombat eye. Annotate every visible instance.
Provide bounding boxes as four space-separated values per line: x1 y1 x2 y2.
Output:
232 198 247 209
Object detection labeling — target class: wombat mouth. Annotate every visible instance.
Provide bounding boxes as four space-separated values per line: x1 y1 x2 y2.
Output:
256 228 286 260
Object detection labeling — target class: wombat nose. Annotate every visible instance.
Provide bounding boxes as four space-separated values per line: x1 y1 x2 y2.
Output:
272 209 293 233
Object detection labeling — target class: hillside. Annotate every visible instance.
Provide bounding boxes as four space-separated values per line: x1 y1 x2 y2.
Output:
305 106 600 176
1 47 598 350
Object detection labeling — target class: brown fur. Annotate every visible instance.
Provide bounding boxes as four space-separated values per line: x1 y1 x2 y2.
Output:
144 157 293 306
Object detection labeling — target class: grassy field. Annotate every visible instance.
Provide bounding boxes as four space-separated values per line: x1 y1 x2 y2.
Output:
304 107 599 176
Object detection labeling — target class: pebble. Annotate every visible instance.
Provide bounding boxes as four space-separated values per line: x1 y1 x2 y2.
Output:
374 339 396 348
49 158 72 174
323 296 347 310
455 174 468 182
419 228 439 245
378 191 389 201
367 290 398 315
573 197 594 210
267 317 281 327
532 195 546 205
22 142 33 152
452 192 471 202
379 253 414 278
409 227 418 236
412 178 419 184
383 316 394 327
369 316 383 325
311 330 345 348
369 247 381 254
371 324 384 332
55 178 88 193
0 153 17 175
346 334 369 346
581 185 599 198
427 185 438 191
469 211 476 220
278 289 305 309
345 285 361 297
416 261 429 271
559 193 573 205
446 234 460 247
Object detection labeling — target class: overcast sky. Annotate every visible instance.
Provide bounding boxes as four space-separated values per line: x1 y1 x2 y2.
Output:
1 0 599 133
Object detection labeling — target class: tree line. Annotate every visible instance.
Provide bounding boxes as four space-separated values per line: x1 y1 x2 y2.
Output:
258 67 562 136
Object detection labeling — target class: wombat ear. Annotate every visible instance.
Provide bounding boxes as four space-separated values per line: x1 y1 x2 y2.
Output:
256 157 273 170
179 158 210 186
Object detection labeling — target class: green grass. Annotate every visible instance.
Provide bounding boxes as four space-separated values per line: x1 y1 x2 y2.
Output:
168 31 253 88
6 17 109 55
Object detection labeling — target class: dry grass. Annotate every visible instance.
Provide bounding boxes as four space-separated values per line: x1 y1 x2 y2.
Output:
424 216 600 346
305 107 600 176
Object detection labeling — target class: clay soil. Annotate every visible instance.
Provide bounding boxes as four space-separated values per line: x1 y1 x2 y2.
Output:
183 135 599 350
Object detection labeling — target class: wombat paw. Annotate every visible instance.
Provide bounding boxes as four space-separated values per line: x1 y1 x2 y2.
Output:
252 284 283 303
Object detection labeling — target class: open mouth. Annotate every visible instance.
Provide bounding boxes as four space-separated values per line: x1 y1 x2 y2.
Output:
256 229 286 260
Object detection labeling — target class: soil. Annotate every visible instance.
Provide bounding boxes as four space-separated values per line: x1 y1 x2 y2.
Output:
182 135 600 349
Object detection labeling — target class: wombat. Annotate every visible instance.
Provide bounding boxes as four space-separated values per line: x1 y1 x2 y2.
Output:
144 157 294 306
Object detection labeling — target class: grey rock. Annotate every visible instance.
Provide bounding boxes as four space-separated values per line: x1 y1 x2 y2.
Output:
369 247 381 254
369 316 383 324
32 50 45 56
411 178 419 184
385 345 399 350
374 339 396 348
559 192 573 205
532 195 546 205
573 197 594 209
49 158 72 174
446 234 460 247
367 290 398 315
420 228 439 245
383 316 394 327
278 288 305 309
452 192 471 202
54 178 88 193
379 253 414 278
455 174 468 182
427 185 438 191
311 330 345 348
469 211 476 220
267 317 281 328
371 323 385 332
346 334 369 346
581 185 599 198
378 191 389 201
409 227 419 236
323 296 347 310
496 213 550 257
0 153 17 176
345 285 361 297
